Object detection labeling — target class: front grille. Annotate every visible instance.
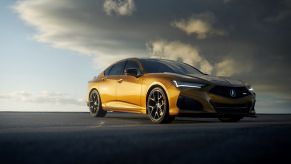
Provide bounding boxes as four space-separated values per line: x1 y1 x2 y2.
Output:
209 86 251 98
211 101 252 114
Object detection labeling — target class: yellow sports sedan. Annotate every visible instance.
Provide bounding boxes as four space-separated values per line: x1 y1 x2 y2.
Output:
87 58 256 123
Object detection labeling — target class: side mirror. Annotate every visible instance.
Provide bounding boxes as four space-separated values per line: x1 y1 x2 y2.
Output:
125 68 138 77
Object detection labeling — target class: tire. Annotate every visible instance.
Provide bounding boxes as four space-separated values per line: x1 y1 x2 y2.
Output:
218 116 243 122
88 89 107 117
147 87 174 124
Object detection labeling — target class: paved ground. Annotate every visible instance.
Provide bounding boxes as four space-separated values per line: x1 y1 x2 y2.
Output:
0 112 291 164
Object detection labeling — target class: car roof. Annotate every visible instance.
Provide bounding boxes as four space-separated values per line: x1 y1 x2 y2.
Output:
126 57 177 63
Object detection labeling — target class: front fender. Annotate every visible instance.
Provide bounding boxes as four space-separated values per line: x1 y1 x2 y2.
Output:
140 78 180 116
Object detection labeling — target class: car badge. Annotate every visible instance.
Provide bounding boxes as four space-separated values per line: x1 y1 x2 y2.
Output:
230 89 236 97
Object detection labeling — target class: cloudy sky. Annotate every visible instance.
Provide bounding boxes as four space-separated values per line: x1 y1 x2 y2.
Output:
0 0 291 113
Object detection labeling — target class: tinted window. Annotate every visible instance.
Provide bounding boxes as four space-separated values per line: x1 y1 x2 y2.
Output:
140 60 173 73
108 61 126 76
104 66 112 76
140 59 202 75
124 60 141 75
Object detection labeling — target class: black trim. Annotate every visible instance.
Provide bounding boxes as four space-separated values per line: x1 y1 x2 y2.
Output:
210 101 252 114
177 95 203 111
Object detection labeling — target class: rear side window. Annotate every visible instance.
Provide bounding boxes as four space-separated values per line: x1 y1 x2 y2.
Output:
124 60 141 75
108 61 126 76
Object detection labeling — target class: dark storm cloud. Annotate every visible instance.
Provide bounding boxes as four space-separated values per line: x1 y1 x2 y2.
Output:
14 0 291 112
216 0 291 90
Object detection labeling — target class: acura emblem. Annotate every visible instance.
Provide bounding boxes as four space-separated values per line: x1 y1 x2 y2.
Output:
229 89 236 97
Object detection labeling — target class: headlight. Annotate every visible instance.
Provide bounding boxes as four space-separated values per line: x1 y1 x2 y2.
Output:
246 85 254 91
172 80 206 88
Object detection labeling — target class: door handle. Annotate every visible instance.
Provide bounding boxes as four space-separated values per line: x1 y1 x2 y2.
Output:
117 79 123 83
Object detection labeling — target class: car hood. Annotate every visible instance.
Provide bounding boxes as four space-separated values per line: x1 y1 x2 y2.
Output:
145 72 247 87
148 72 246 87
192 74 245 87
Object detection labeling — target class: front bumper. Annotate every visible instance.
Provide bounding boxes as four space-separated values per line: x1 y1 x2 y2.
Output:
173 86 256 117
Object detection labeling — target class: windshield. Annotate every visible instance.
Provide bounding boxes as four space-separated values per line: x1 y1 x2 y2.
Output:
140 59 203 75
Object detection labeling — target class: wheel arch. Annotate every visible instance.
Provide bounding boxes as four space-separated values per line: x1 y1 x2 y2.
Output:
145 83 169 114
87 88 100 106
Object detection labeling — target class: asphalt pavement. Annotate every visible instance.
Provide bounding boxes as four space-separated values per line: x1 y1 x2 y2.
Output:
0 112 291 164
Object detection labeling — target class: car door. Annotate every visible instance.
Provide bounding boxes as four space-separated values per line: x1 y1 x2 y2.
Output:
98 60 126 109
116 59 142 111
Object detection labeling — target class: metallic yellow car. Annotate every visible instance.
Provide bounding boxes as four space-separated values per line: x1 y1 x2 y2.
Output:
87 58 256 123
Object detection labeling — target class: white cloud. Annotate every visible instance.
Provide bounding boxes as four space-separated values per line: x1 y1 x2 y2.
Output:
171 12 225 39
147 40 213 74
13 0 252 77
0 91 84 106
103 0 135 16
215 58 252 76
147 40 252 76
13 0 142 72
92 54 135 71
14 0 121 56
13 0 102 56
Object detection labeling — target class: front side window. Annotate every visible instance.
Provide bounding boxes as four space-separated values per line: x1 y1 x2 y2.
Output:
108 61 126 76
